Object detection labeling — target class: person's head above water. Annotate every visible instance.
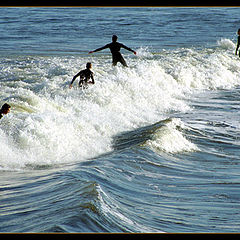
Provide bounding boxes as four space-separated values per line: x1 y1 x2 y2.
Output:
0 103 11 115
86 62 92 69
112 35 118 42
238 29 240 36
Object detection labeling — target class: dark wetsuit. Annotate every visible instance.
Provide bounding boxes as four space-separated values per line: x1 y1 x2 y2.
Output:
236 36 240 57
93 42 135 67
71 68 94 87
0 114 3 120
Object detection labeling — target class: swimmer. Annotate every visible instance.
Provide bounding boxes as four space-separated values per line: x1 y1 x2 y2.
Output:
0 103 11 119
69 62 95 89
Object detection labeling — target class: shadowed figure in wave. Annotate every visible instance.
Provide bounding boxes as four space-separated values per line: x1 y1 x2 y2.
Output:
69 62 95 89
235 28 240 58
0 103 11 120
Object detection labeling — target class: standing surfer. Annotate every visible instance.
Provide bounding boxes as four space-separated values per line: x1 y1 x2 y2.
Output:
235 28 240 58
89 35 136 67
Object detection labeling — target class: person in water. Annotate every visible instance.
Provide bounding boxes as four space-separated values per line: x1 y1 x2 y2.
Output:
69 62 95 89
0 103 11 119
89 35 136 67
235 28 240 57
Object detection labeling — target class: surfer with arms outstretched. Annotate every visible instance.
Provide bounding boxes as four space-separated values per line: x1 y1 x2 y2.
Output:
89 35 136 67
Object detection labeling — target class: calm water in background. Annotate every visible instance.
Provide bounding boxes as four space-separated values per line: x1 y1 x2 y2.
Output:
1 7 240 232
1 7 239 54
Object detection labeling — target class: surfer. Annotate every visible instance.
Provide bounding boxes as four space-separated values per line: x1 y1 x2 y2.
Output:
0 103 11 120
88 35 136 67
69 62 95 89
235 28 240 57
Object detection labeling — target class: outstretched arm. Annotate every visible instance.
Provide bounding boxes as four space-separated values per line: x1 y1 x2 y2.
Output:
89 44 109 54
69 72 81 89
121 44 136 55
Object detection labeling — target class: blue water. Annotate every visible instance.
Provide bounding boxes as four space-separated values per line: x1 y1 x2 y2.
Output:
1 7 240 233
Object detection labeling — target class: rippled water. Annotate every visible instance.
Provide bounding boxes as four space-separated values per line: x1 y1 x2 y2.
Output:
1 7 240 232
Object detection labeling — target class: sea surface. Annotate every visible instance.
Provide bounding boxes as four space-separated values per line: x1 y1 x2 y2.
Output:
1 7 240 233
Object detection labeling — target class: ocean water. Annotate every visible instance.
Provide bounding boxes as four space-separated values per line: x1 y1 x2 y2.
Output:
1 7 240 233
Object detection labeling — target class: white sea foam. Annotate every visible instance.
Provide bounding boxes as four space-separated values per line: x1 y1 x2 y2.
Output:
144 118 199 154
217 38 235 50
1 41 240 169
